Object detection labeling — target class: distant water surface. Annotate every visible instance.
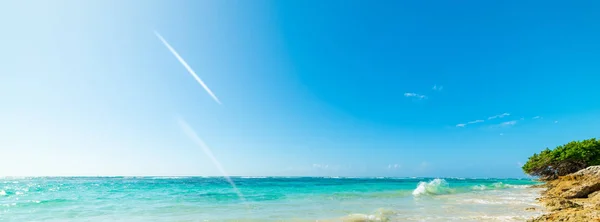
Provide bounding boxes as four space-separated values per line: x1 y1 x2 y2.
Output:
0 177 543 221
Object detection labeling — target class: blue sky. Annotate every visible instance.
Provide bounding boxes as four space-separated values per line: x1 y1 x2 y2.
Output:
1 0 599 177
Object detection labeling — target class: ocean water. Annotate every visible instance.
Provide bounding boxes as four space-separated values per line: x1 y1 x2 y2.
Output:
0 177 543 221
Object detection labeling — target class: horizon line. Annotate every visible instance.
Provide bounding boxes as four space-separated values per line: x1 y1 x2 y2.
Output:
0 175 536 179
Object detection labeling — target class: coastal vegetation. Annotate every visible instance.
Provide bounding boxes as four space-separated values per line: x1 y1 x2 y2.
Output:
522 138 600 180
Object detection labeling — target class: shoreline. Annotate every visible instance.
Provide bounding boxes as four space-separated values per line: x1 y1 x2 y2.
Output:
528 166 600 221
1 177 543 221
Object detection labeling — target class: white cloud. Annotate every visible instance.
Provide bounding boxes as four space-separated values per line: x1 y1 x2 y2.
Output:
404 92 427 100
500 120 517 126
489 120 518 128
467 119 484 124
456 119 484 127
388 164 401 170
533 116 542 119
432 85 443 91
488 113 510 120
155 31 222 104
313 164 331 169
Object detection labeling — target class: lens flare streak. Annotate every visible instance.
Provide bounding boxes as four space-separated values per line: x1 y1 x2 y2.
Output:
154 31 222 104
176 117 245 201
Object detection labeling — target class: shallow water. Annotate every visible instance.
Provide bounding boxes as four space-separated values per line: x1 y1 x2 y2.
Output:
0 177 543 221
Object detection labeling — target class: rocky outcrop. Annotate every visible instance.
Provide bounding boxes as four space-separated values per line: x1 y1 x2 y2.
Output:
530 166 600 222
552 166 600 199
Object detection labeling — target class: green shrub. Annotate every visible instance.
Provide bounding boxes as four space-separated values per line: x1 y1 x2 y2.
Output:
522 138 600 180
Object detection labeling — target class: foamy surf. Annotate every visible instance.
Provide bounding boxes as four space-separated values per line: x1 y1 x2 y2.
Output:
332 208 395 222
412 178 452 196
341 214 383 222
413 179 533 196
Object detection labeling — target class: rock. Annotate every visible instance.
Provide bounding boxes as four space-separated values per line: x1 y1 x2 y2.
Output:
525 207 537 211
562 183 600 199
531 166 600 221
588 190 600 199
530 184 547 188
543 198 582 211
572 166 600 178
544 166 600 199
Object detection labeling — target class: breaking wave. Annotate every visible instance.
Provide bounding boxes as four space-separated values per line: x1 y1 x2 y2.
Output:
412 179 452 196
413 179 531 196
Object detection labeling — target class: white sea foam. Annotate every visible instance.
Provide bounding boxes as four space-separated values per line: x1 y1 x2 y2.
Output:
470 182 530 191
412 178 452 196
340 208 395 222
0 190 5 196
150 176 191 179
342 213 383 221
472 185 487 190
492 182 503 188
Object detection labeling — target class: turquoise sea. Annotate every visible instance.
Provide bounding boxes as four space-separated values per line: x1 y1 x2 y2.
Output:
0 177 543 221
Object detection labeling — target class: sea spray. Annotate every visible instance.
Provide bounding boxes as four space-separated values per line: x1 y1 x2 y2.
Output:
412 178 452 196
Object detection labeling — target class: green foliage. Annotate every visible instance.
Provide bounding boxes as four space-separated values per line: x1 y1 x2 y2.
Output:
522 138 600 179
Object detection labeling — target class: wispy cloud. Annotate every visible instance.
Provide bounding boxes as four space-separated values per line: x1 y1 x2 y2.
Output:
488 120 518 128
488 113 510 120
404 92 427 100
500 120 517 126
432 85 443 91
313 164 330 169
554 120 559 124
533 116 542 119
387 164 401 169
500 133 504 136
467 120 484 124
176 117 244 201
456 119 484 127
154 31 222 104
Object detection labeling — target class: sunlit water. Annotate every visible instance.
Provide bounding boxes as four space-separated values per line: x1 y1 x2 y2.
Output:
0 177 543 221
